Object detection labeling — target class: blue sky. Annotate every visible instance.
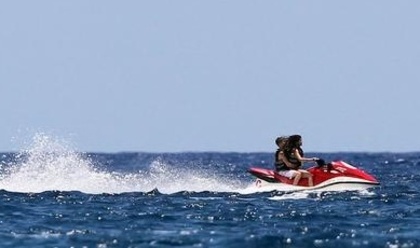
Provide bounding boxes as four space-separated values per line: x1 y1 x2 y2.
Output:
1 1 419 153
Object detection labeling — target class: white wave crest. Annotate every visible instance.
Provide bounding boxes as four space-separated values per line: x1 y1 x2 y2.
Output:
0 133 244 194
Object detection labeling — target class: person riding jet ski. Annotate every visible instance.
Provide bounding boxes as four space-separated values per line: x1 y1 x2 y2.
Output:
274 134 317 187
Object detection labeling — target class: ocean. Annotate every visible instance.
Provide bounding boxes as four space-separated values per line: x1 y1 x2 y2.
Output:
0 135 419 247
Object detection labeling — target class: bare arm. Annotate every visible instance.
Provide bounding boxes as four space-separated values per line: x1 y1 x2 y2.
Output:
293 149 317 163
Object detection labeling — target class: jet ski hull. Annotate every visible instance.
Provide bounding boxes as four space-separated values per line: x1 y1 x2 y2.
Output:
248 160 379 190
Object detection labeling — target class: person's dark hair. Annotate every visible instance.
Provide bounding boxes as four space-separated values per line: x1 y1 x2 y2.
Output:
284 134 302 151
288 134 301 146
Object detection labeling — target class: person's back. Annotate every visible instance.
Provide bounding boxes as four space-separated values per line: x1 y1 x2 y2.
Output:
274 136 288 171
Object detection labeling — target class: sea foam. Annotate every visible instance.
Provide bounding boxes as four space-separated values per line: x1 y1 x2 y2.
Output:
0 133 244 194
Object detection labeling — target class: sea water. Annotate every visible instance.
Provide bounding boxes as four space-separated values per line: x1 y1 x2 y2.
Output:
0 133 419 247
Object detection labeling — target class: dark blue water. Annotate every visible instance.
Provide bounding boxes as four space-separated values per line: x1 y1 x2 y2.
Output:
0 136 419 247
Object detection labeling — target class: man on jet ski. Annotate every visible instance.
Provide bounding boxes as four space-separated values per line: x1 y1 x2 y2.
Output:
275 134 317 187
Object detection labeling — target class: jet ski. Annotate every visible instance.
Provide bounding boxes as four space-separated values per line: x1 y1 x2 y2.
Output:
248 160 379 191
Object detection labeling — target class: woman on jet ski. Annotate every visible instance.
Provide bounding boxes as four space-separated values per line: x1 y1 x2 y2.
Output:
275 134 316 187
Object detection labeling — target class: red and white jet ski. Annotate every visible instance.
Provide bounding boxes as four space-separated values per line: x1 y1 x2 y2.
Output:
248 160 379 191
